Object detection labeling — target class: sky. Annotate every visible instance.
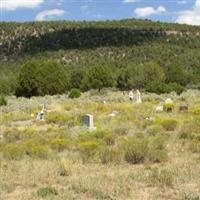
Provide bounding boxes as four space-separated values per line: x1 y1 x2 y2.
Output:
0 0 200 25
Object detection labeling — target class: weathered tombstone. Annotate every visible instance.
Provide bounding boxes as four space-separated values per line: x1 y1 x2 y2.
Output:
156 105 163 112
36 111 45 121
165 98 173 104
163 98 174 112
109 111 119 117
129 90 134 101
82 114 96 130
136 89 142 104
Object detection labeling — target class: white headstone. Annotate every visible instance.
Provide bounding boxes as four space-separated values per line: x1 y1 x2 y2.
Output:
165 98 173 104
0 134 4 141
36 111 45 121
136 90 142 104
129 90 134 101
109 111 119 117
82 114 96 130
155 105 163 112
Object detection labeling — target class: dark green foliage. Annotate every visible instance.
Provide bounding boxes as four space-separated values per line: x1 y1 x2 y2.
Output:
168 82 185 95
69 88 81 99
146 81 185 94
146 81 171 94
165 64 189 86
0 96 7 106
15 61 69 97
82 65 115 92
69 68 85 90
117 62 165 89
0 76 17 95
37 187 58 198
1 19 200 95
15 61 39 97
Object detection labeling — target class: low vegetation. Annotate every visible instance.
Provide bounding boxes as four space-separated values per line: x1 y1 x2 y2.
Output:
1 90 200 199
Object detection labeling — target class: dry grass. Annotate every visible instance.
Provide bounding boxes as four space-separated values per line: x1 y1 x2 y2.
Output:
1 89 200 199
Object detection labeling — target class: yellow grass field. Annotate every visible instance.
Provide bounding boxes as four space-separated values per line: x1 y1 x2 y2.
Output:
1 90 200 200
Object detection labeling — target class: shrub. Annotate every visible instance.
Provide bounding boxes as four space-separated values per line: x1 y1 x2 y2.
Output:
23 140 49 159
113 124 130 135
46 112 72 124
145 125 164 136
68 88 81 99
148 167 174 187
100 146 122 164
118 62 165 89
3 144 24 160
163 103 175 112
77 140 102 162
37 187 58 198
4 128 21 143
146 81 185 95
58 159 74 176
82 65 115 92
50 138 70 152
146 81 171 94
29 145 49 159
168 82 185 95
123 135 167 164
183 192 200 200
189 140 200 153
15 60 69 97
192 108 200 115
103 134 115 146
78 130 110 142
157 118 178 131
124 138 148 164
178 123 198 140
0 96 7 107
147 136 168 163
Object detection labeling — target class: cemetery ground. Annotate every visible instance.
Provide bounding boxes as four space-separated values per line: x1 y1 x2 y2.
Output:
1 90 200 200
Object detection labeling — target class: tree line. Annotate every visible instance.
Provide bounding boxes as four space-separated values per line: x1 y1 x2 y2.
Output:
0 19 200 96
10 60 185 97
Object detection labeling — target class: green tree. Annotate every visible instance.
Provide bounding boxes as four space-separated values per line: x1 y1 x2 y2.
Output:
35 61 69 96
15 61 69 97
69 68 85 90
82 65 115 92
117 62 165 90
15 61 39 97
165 64 189 86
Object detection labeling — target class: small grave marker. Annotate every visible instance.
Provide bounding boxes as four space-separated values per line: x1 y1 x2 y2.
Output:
82 114 96 130
156 105 163 112
36 111 45 121
136 89 142 104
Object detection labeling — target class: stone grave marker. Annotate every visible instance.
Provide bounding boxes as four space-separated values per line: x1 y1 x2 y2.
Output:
36 111 45 121
156 105 163 112
82 114 96 130
136 89 142 104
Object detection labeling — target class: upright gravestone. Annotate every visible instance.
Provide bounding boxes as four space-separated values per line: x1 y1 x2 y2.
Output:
136 90 142 104
36 111 45 121
82 114 96 130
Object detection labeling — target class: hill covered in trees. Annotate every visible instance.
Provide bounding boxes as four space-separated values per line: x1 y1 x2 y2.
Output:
1 19 200 96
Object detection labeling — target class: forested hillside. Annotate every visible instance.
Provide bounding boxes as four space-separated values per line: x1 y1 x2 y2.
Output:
1 19 200 96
